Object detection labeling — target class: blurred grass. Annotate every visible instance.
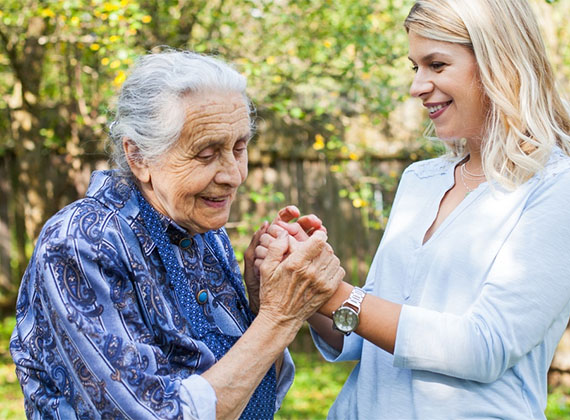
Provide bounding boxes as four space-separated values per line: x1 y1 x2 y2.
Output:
0 316 25 420
548 388 570 420
275 352 356 420
1 315 569 419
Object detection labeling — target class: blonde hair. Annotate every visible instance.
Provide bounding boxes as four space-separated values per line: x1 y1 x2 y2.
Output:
405 0 570 188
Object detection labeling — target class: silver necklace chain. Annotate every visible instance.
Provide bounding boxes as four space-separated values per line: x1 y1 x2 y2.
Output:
460 163 485 195
462 162 485 178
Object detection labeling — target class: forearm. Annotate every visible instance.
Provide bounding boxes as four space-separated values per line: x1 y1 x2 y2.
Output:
317 281 402 354
307 313 344 352
245 285 260 315
202 312 300 419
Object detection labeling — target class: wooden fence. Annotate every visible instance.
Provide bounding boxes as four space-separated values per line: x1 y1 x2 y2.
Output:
227 157 408 284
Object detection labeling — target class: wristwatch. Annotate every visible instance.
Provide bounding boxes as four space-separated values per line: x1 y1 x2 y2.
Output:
332 287 366 335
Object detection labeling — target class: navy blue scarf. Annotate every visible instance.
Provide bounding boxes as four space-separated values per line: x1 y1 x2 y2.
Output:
136 189 276 419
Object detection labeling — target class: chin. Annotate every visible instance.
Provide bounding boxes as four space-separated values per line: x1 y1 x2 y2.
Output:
434 128 457 140
207 217 231 232
437 133 466 147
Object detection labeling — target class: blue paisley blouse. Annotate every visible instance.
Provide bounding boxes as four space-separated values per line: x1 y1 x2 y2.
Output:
10 170 294 420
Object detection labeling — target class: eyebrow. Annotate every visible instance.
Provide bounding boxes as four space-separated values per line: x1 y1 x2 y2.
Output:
191 133 252 151
408 52 453 64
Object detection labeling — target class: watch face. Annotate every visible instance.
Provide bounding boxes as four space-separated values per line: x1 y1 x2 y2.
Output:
333 307 359 333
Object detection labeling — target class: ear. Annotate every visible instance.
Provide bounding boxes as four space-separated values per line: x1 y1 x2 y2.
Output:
122 138 151 184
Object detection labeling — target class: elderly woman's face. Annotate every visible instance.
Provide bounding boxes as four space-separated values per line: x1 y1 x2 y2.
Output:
142 91 250 234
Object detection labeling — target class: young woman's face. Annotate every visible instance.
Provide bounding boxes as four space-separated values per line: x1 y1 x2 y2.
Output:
139 91 250 235
407 31 489 143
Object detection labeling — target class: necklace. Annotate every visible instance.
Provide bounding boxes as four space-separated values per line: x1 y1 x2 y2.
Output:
462 162 485 178
460 163 485 195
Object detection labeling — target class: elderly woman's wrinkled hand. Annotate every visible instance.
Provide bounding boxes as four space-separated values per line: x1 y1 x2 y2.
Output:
257 228 344 327
243 221 269 314
273 205 327 239
253 206 326 273
246 205 326 313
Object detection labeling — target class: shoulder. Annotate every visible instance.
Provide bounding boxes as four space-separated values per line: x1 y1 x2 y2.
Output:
538 146 570 181
36 170 140 251
402 155 458 180
86 169 139 215
521 147 570 206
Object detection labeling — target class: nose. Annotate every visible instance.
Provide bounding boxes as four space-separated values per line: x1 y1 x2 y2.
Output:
409 70 433 98
215 152 245 187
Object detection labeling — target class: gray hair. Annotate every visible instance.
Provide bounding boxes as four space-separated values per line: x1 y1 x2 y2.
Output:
107 49 253 175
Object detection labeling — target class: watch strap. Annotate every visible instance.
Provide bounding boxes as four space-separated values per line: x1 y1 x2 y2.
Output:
332 286 367 336
343 287 366 314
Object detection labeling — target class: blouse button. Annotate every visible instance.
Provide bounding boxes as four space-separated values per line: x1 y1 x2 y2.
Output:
196 289 208 305
180 238 192 249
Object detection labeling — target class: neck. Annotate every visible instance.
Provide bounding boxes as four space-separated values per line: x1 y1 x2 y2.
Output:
465 146 483 172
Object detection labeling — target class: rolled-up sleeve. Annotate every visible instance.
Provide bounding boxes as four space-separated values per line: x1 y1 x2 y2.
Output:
275 349 295 411
180 375 217 420
311 327 363 362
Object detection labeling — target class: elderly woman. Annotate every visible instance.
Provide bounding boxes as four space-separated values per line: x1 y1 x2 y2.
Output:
10 50 344 420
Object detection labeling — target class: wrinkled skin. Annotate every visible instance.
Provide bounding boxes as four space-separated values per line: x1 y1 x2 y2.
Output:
258 228 343 326
243 205 327 314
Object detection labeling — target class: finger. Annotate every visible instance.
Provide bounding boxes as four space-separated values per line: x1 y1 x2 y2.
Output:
287 232 301 250
307 228 328 243
254 244 268 260
254 258 263 273
259 231 281 248
261 230 290 269
275 221 309 241
256 221 269 238
286 229 328 266
266 223 288 239
297 215 325 236
259 233 270 247
273 205 301 223
245 221 269 259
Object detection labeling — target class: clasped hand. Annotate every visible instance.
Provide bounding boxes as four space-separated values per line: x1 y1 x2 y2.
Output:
243 206 344 328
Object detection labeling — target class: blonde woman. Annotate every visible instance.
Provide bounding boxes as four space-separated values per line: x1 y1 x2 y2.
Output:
257 0 570 418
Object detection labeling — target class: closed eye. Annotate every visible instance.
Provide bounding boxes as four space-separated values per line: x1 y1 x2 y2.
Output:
430 62 446 71
196 147 217 161
233 139 248 155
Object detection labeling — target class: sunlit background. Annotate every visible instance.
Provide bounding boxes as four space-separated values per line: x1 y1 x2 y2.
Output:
1 0 569 418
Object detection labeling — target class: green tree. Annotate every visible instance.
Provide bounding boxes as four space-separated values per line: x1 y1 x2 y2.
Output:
0 0 568 308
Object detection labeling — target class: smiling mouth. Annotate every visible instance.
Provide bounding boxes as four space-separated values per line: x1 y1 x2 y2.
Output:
202 195 229 203
427 101 452 115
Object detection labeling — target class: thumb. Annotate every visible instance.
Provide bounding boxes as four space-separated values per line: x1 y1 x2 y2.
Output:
287 229 328 264
274 205 301 224
260 230 289 279
264 230 289 264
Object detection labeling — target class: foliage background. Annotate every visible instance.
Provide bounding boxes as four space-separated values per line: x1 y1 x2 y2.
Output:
0 0 569 418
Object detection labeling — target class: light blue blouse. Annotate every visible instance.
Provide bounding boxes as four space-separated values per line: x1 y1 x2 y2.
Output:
11 170 294 420
314 147 570 419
